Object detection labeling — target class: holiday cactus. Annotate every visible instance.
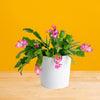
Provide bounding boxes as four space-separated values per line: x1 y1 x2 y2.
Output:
15 25 93 75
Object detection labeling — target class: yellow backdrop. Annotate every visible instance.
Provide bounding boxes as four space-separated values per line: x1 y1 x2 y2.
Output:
0 0 99 71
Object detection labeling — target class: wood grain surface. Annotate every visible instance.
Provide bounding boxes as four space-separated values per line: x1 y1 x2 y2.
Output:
0 71 100 100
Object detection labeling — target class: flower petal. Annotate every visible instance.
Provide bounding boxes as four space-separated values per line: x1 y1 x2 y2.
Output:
46 29 52 33
55 64 61 69
52 25 56 30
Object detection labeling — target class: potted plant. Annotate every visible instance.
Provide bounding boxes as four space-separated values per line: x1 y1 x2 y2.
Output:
15 25 93 89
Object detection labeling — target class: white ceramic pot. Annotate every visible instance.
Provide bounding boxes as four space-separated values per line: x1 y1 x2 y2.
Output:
40 56 71 89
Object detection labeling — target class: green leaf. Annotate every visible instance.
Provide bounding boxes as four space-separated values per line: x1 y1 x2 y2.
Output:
72 41 80 45
70 45 80 49
18 64 25 72
67 50 74 55
76 46 81 49
49 32 52 35
34 49 42 55
16 50 24 58
72 59 75 64
14 61 21 68
64 34 72 44
45 51 51 57
46 36 50 51
20 68 23 75
24 46 35 56
60 49 76 55
59 49 65 55
49 48 54 56
23 28 34 33
33 31 42 40
37 40 44 47
51 38 55 47
70 49 80 52
59 30 65 38
25 56 32 63
27 50 35 57
23 28 47 48
20 57 28 64
55 38 63 48
48 39 51 47
46 35 48 44
24 46 32 51
23 37 35 46
23 28 42 40
68 56 75 64
18 66 22 71
64 44 70 49
36 53 43 66
63 34 73 49
76 50 85 57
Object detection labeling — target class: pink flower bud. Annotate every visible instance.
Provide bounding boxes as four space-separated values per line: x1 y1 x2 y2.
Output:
20 72 22 76
35 53 37 56
35 45 39 48
34 64 42 75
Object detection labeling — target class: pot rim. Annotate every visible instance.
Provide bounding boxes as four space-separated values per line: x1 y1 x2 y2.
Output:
43 55 70 58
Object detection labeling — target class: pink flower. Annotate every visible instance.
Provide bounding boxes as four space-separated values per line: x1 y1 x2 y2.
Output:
50 30 59 39
35 41 39 48
80 44 93 52
46 25 59 39
15 40 22 48
52 25 56 30
86 45 93 52
21 39 28 48
35 45 39 48
15 39 28 48
54 54 62 63
54 55 62 69
55 63 62 69
35 64 42 75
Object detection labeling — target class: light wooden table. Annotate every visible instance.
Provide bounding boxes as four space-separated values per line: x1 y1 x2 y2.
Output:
0 71 100 100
